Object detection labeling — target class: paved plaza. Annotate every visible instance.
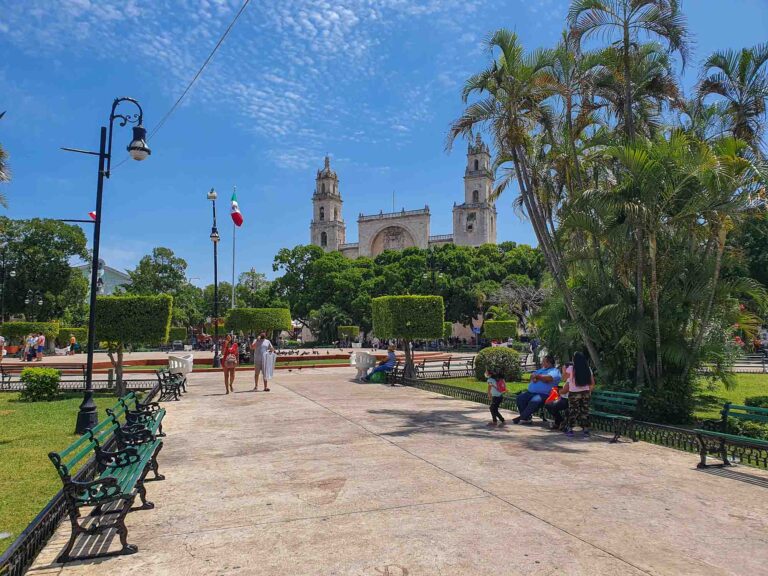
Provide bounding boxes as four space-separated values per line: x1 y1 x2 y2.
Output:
31 368 768 576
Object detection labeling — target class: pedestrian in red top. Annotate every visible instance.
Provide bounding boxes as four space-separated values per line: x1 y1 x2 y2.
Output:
221 334 238 394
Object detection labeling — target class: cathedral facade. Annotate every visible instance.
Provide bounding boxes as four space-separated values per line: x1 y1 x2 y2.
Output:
310 134 497 258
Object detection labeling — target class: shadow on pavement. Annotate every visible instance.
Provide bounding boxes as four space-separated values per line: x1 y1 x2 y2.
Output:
698 466 768 488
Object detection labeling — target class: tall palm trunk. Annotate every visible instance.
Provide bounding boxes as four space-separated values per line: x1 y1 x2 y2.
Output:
649 232 662 380
512 145 602 370
635 227 646 387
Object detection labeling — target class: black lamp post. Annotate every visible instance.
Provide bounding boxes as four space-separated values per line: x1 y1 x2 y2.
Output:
25 290 43 321
208 188 221 368
0 244 16 324
70 97 151 435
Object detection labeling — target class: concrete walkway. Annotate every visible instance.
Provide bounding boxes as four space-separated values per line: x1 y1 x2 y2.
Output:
31 368 768 575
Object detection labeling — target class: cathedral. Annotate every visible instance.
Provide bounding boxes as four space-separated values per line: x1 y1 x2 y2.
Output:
310 134 497 258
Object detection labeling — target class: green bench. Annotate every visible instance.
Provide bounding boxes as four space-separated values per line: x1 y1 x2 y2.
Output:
48 399 164 562
107 391 166 438
590 390 640 443
156 368 186 400
694 403 768 468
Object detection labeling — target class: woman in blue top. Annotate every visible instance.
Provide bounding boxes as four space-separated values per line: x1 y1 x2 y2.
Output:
363 345 397 382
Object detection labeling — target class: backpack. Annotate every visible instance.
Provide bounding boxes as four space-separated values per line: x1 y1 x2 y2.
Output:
495 378 507 393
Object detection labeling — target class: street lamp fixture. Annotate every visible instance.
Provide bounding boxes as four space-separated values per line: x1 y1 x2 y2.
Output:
208 188 221 368
67 97 151 435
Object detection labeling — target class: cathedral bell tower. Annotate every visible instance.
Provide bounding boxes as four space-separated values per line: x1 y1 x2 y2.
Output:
310 156 346 252
452 134 497 246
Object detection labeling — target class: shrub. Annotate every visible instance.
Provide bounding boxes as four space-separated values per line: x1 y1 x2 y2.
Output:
95 295 173 395
225 308 292 334
372 295 444 377
443 322 452 339
4 322 60 345
744 396 768 409
337 325 360 339
483 320 517 341
57 327 87 346
738 420 768 440
474 347 522 382
20 368 61 401
167 326 188 342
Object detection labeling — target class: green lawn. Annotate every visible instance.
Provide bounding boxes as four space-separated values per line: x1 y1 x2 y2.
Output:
433 373 768 421
694 374 768 419
0 392 116 553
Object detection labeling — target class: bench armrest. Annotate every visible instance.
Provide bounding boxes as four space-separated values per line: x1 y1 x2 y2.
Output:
118 426 155 445
96 445 140 468
65 476 122 504
699 419 724 432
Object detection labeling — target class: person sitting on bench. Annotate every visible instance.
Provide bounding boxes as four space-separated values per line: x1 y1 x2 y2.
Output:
363 345 397 381
513 354 561 425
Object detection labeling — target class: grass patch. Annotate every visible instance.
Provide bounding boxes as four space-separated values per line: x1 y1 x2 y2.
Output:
0 392 116 553
694 373 768 420
432 376 530 395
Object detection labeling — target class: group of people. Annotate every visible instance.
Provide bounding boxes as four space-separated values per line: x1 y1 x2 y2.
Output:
219 332 276 394
486 351 595 438
20 332 47 362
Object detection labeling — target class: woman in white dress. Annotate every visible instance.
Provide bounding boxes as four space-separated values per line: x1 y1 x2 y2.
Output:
250 332 275 391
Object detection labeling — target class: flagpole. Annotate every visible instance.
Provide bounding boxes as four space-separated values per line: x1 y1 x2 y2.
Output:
232 185 236 310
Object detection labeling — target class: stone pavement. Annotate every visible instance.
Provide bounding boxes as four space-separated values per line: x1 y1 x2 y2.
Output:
30 368 768 576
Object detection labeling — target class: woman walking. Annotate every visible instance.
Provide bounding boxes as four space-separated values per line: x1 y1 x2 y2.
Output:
221 334 239 394
562 352 595 438
250 332 275 391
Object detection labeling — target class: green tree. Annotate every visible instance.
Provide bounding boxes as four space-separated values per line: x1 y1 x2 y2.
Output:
309 304 352 344
697 42 768 153
372 295 444 377
126 247 188 295
225 308 292 337
95 295 172 395
0 218 88 321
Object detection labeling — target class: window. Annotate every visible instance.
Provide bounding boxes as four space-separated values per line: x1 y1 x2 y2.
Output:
474 159 479 171
472 190 479 203
322 182 326 194
321 232 328 247
334 208 339 221
466 212 476 232
319 207 325 221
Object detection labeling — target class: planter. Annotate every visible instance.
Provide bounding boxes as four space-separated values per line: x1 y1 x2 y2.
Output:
6 345 19 354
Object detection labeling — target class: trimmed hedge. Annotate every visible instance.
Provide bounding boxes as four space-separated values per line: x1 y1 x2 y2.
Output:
474 347 522 382
20 368 61 401
3 321 60 344
371 296 444 340
225 308 292 334
443 322 452 339
483 320 517 340
95 295 173 345
57 327 87 345
337 325 360 339
167 326 188 342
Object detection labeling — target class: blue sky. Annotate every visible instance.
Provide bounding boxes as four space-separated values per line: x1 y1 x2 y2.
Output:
1 0 767 285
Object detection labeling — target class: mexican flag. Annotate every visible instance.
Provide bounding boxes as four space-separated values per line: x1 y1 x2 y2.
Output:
230 193 244 227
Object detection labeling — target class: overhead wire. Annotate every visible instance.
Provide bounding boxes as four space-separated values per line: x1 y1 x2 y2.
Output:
110 0 252 172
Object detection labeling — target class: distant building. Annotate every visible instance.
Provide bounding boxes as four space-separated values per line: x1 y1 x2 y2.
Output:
74 259 130 295
310 134 498 257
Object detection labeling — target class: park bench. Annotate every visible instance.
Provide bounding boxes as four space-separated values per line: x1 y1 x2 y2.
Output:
155 368 186 401
694 403 768 467
106 391 166 438
589 390 640 443
48 413 163 562
0 363 86 388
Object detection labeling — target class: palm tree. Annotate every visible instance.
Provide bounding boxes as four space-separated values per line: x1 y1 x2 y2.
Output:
568 0 690 140
569 0 689 386
448 29 603 368
697 43 768 155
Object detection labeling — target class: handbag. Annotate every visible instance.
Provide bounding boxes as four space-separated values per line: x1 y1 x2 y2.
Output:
224 345 238 368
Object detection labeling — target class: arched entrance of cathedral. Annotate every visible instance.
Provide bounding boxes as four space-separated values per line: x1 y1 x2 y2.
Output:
369 226 416 257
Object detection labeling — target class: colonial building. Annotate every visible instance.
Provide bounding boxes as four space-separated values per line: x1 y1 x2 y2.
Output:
310 134 497 257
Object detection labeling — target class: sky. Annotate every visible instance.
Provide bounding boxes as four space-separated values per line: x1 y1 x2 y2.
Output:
1 0 767 286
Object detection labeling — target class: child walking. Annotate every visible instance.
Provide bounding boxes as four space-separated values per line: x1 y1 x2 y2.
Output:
562 352 595 438
486 370 507 426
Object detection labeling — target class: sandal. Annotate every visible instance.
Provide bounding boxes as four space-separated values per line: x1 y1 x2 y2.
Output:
264 387 270 392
